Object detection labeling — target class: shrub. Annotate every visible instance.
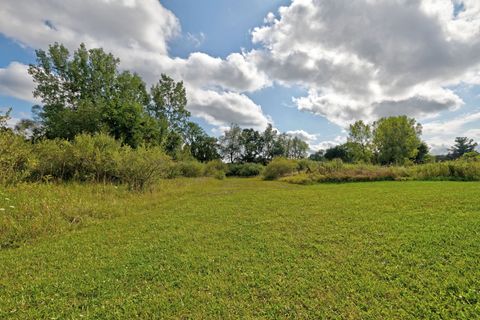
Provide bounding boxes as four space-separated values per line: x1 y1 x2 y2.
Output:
263 158 297 180
176 161 205 178
71 133 121 182
204 160 227 177
32 139 75 181
0 131 34 185
115 145 171 190
226 163 264 177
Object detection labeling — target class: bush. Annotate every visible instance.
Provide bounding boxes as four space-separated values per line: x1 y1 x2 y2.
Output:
226 163 264 177
263 158 297 180
31 139 74 181
0 131 34 185
176 161 205 178
71 133 121 182
411 161 480 181
115 146 171 190
204 160 227 177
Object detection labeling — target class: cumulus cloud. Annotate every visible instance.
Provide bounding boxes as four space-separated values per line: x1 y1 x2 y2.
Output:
187 88 269 130
252 0 480 125
0 62 36 102
0 0 271 130
423 110 480 153
1 0 480 137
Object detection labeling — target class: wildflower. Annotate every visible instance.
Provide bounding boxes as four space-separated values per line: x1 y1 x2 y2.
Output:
9 205 15 209
5 198 10 201
0 208 5 211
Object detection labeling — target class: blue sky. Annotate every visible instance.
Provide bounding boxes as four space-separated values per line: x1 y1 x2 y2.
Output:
1 0 480 153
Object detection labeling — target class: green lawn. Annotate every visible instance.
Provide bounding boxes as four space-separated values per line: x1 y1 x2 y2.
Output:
1 179 480 319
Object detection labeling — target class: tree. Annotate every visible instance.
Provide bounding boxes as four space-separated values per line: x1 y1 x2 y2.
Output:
0 108 11 131
448 137 478 160
150 74 189 135
219 124 242 163
413 141 430 164
240 128 264 163
261 124 277 163
289 137 309 159
28 43 157 147
372 116 422 165
324 144 352 162
309 150 325 161
347 120 373 163
185 122 220 162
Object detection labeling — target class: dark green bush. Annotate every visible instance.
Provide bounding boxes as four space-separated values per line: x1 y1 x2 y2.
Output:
226 163 264 177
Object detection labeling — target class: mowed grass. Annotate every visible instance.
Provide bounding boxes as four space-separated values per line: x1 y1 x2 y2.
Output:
1 179 480 319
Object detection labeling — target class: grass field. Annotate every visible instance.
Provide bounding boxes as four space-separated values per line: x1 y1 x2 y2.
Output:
1 179 480 319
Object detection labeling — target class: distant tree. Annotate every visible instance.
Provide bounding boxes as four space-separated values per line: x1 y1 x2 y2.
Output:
240 128 264 163
448 137 478 160
347 120 373 163
324 144 352 162
309 150 325 161
289 136 309 159
219 124 242 163
413 141 430 164
261 124 277 163
185 122 220 162
0 108 11 131
373 116 422 165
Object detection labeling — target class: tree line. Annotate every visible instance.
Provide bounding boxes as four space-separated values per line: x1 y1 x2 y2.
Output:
4 42 479 166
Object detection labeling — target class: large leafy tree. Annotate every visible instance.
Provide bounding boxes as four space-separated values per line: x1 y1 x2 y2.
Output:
448 137 478 160
28 43 158 147
240 128 264 163
347 120 373 163
150 74 189 134
373 116 422 165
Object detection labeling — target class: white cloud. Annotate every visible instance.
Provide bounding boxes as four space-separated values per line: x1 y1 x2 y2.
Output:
251 0 480 125
423 110 480 153
0 0 271 130
0 62 36 102
187 88 269 130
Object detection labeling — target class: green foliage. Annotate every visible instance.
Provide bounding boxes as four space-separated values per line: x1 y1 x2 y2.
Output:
309 150 325 161
263 157 297 180
115 145 171 190
28 43 158 147
347 120 373 163
411 161 480 181
150 74 189 134
32 138 75 181
226 163 264 177
448 137 478 160
0 131 33 185
324 144 352 162
175 161 205 178
204 159 227 177
185 122 220 162
219 124 243 163
373 116 422 165
70 133 121 181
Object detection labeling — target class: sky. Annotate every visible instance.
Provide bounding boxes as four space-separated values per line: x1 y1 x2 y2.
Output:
1 0 480 154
